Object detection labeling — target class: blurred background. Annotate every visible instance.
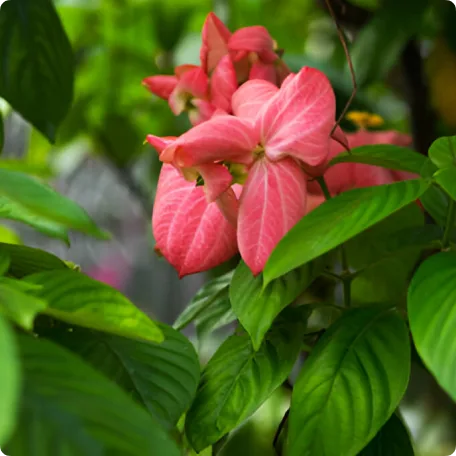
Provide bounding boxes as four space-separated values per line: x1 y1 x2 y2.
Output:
2 0 456 454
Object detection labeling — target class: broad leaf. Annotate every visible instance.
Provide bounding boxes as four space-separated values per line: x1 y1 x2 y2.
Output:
287 307 410 456
420 184 452 226
329 144 426 175
174 271 236 339
230 259 323 350
0 111 3 153
0 314 20 446
408 252 456 401
264 179 429 285
45 323 200 430
0 159 53 178
0 0 74 142
0 169 107 238
434 167 456 201
358 413 414 456
5 335 179 456
185 309 304 452
428 136 456 169
24 270 164 343
0 243 68 278
0 247 9 275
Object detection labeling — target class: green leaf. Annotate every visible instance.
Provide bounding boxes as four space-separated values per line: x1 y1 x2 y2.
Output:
0 277 47 330
428 136 456 169
408 252 456 401
347 0 427 86
5 335 179 456
0 111 3 153
0 247 10 276
230 259 323 350
0 159 53 178
45 323 200 430
420 184 451 226
0 242 68 278
24 270 164 343
174 271 236 339
0 169 107 238
0 0 74 142
264 179 429 285
287 306 410 456
434 167 456 201
185 309 304 452
329 144 427 175
358 413 414 456
0 314 20 446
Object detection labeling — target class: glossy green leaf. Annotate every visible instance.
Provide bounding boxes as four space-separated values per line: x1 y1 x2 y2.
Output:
0 248 10 276
0 314 20 446
287 307 410 456
46 323 200 430
329 144 427 175
0 0 74 142
428 136 456 169
420 184 451 226
348 0 427 86
0 169 107 238
0 159 53 178
0 243 68 278
230 259 323 350
185 309 304 452
264 179 429 285
358 413 414 456
24 270 164 343
174 271 236 339
434 167 456 201
408 252 456 401
5 335 179 456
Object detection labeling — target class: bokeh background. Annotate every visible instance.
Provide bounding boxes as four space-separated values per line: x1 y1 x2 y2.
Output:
2 0 456 454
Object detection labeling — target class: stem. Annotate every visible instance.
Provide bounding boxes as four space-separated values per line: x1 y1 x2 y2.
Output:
442 198 456 250
273 409 290 455
316 176 332 200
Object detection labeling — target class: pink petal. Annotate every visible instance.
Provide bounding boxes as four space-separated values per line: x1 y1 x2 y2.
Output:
331 126 349 151
174 64 199 77
232 79 278 121
228 26 277 64
197 163 233 202
347 130 412 148
188 99 216 125
249 60 277 85
237 157 307 276
210 55 238 113
152 164 238 277
142 75 178 100
159 115 258 167
216 185 242 226
260 66 336 167
200 12 231 73
146 135 178 157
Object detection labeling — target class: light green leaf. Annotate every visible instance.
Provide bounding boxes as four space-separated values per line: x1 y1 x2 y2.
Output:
0 225 21 244
0 169 107 238
287 307 410 456
428 136 456 169
45 323 200 430
0 0 74 142
174 271 236 340
434 167 456 201
24 270 164 343
264 179 429 285
408 252 456 401
0 314 20 446
230 259 323 350
358 413 414 455
5 335 179 456
185 308 304 452
329 144 427 175
0 159 53 178
0 242 68 278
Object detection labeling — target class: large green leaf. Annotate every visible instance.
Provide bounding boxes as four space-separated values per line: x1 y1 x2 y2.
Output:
348 0 427 86
329 145 427 175
434 167 456 201
358 413 414 456
0 169 107 238
5 335 179 456
420 184 451 226
0 159 53 178
45 323 200 430
185 309 304 452
230 259 323 350
0 247 10 276
0 242 68 278
0 111 3 153
0 0 74 142
264 179 429 285
0 314 20 446
428 136 456 169
287 307 410 456
24 270 164 343
174 271 236 340
408 252 456 400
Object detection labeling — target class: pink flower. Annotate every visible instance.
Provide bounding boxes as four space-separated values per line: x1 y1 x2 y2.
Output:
150 66 336 276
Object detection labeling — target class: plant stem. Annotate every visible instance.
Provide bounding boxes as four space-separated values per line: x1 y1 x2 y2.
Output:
273 409 290 455
316 176 332 200
442 198 456 250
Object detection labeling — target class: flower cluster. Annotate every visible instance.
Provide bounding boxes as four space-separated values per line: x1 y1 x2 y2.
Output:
144 13 414 278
